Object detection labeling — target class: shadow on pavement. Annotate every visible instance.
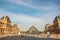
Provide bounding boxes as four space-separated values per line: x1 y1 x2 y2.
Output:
0 36 60 40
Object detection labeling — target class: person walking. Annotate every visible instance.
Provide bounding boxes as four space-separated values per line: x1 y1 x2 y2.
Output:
47 32 50 38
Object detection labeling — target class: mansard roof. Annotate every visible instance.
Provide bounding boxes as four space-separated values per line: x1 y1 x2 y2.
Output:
53 15 60 23
1 16 11 23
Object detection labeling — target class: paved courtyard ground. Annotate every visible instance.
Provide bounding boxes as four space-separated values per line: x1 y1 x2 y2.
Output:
0 36 60 40
0 34 60 40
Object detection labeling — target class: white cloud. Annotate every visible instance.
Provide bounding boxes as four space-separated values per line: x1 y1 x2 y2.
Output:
0 7 60 31
7 0 59 11
0 8 45 31
0 0 60 31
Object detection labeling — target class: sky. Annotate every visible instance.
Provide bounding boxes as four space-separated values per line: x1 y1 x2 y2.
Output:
0 0 60 31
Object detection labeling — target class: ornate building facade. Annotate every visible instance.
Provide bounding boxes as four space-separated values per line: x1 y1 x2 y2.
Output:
0 16 20 34
45 15 60 33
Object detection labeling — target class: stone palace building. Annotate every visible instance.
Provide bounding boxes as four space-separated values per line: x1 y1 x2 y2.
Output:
0 16 20 34
45 15 60 34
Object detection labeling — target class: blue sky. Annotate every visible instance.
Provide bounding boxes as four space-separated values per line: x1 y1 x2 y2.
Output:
0 0 60 31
